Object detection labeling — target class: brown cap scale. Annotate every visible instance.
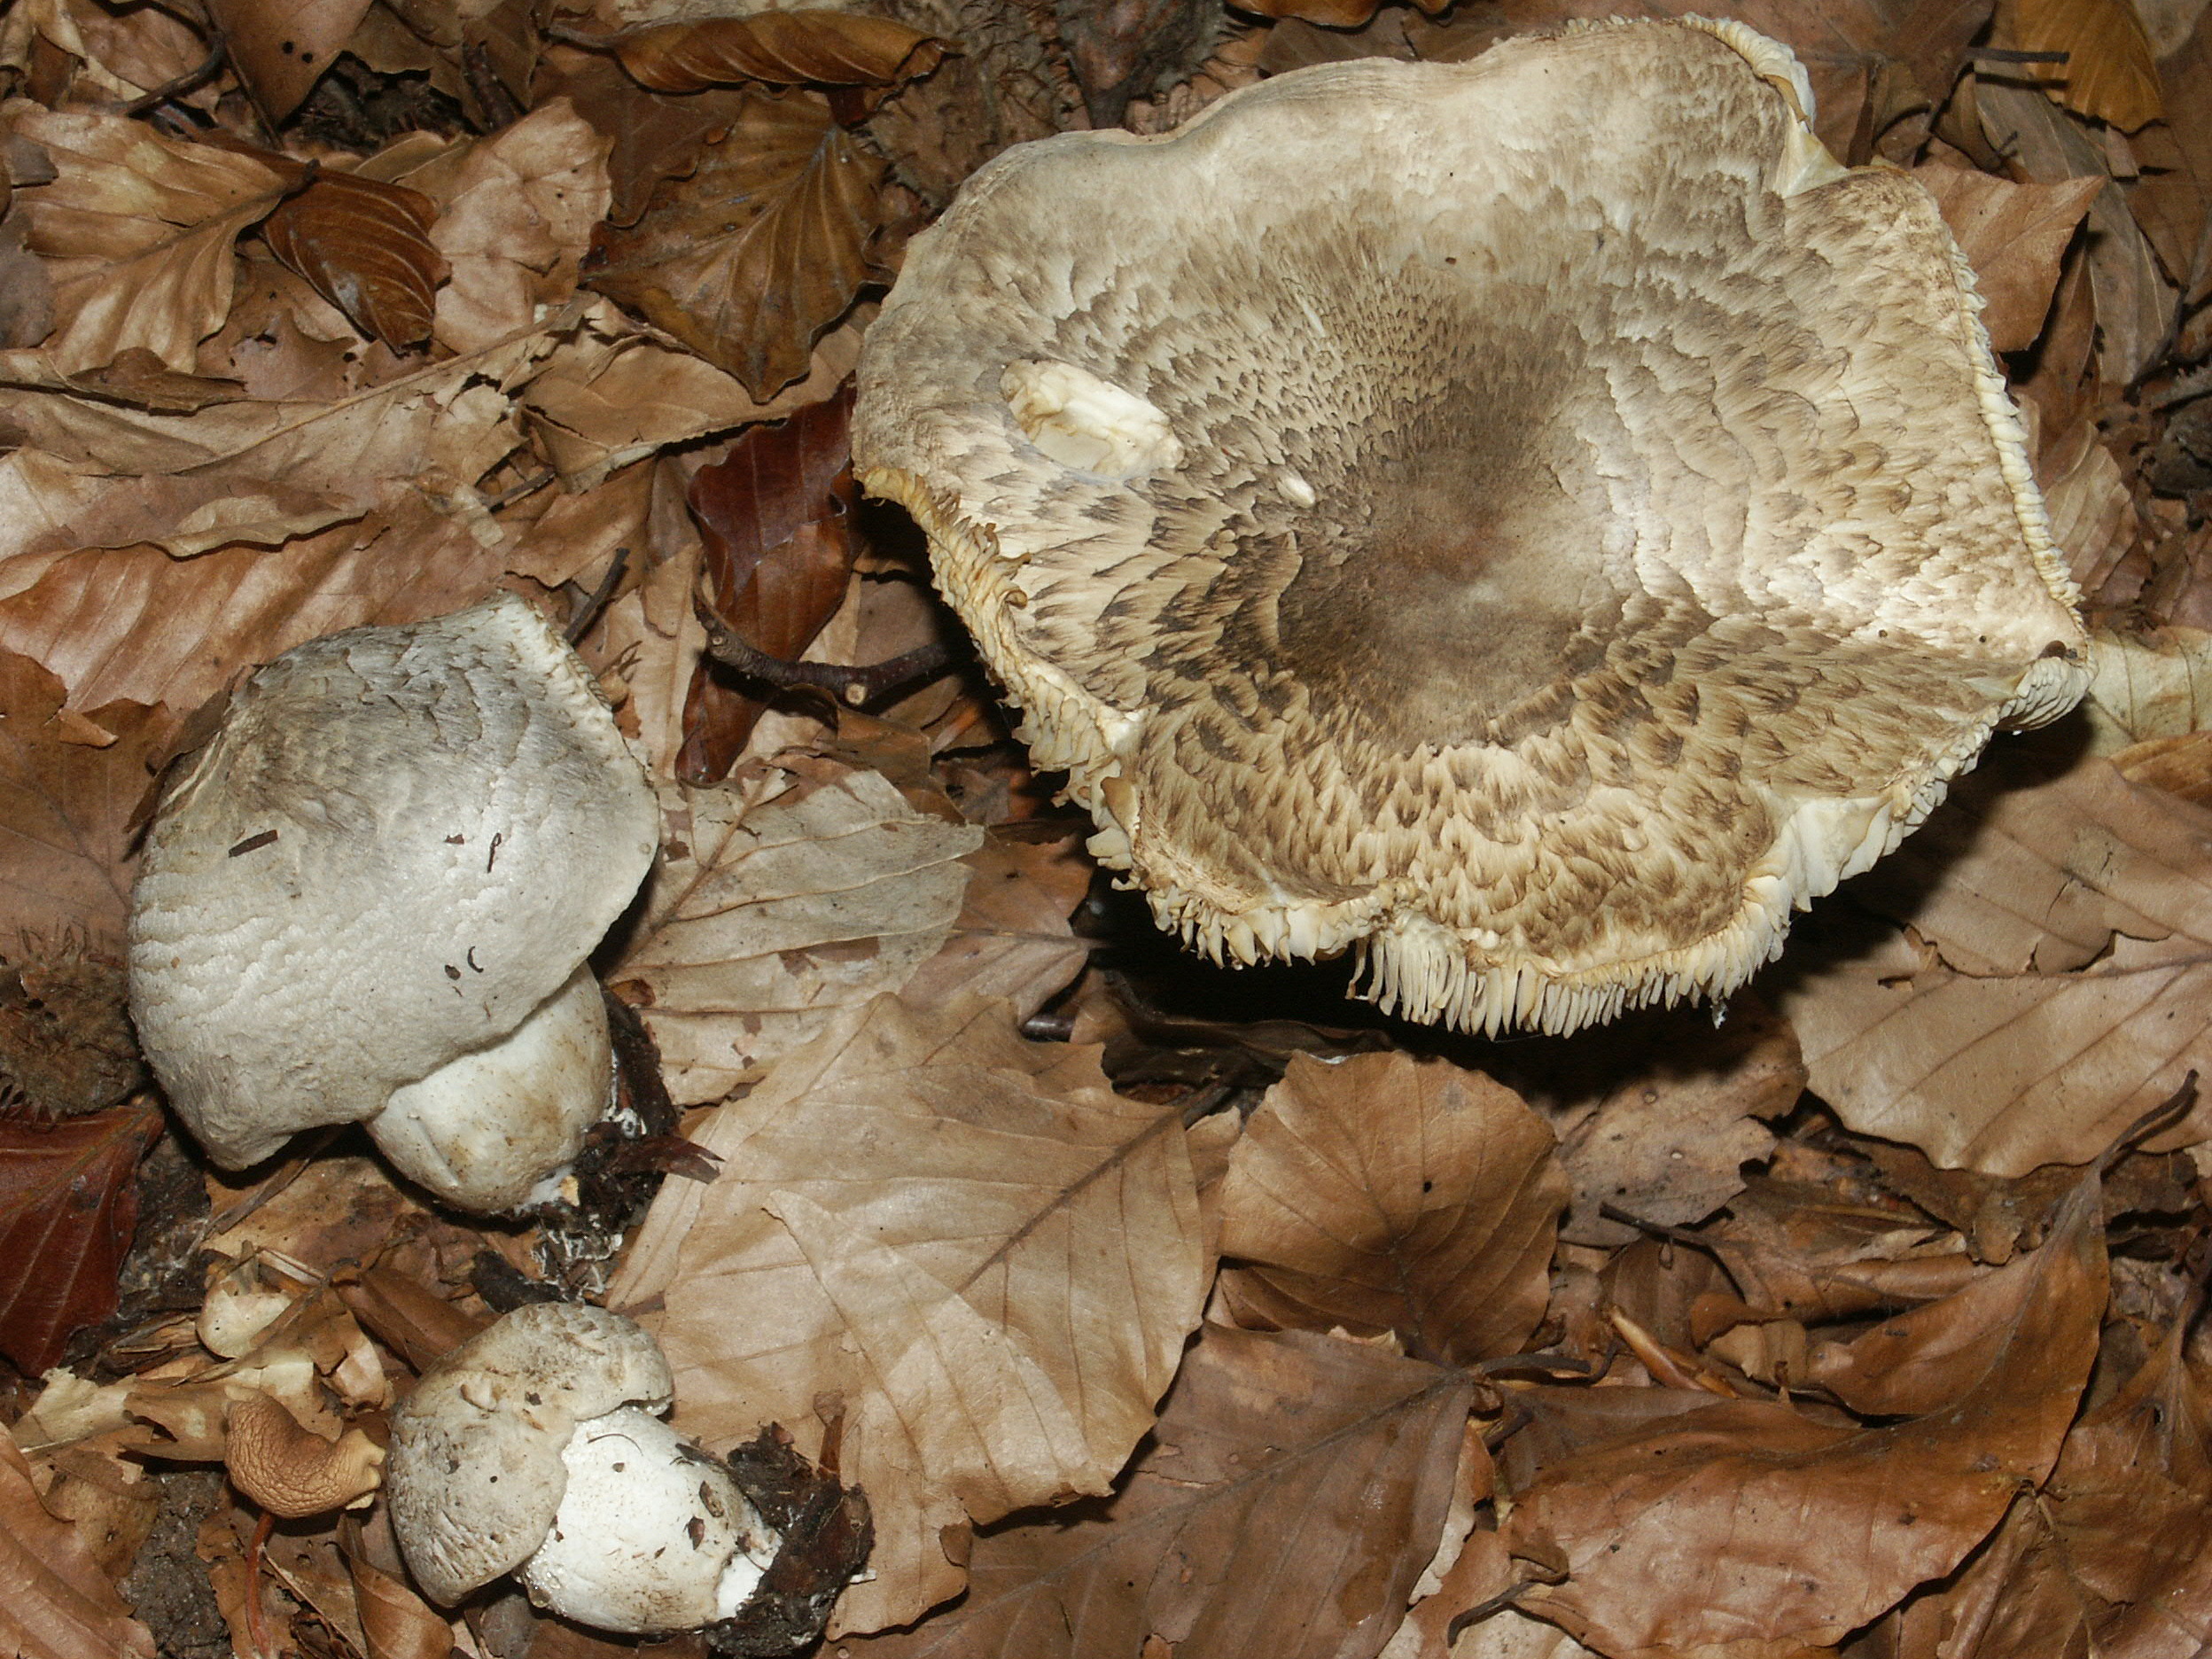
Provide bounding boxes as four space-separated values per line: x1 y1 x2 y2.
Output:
852 19 2089 1036
128 594 660 1211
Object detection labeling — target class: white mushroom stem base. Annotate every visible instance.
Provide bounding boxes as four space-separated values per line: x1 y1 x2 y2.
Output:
520 1407 776 1634
367 966 613 1213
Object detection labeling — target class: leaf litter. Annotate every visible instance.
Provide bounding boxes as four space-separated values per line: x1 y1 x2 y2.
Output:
1 0 2211 1656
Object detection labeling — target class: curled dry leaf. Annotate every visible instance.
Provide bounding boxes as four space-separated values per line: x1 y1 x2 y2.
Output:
262 169 448 350
1781 742 2212 1173
839 1326 1472 1659
593 10 946 94
611 762 981 1103
612 994 1208 1633
8 108 285 374
2083 626 2212 746
1500 1177 2107 1656
0 1423 156 1659
0 1100 162 1374
1215 1051 1568 1366
586 90 887 399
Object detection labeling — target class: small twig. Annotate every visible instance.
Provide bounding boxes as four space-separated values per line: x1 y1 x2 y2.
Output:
694 596 955 708
1597 1202 1724 1258
566 546 630 644
242 1506 278 1659
119 30 230 116
1967 47 2072 64
481 467 557 512
1445 1580 1535 1644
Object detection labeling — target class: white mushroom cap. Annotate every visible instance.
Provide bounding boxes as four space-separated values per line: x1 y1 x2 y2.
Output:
521 1406 772 1632
853 20 2090 1036
387 1302 677 1605
128 593 660 1208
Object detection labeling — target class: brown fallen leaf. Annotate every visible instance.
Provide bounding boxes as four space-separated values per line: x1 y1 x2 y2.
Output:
680 387 858 782
1781 740 2212 1173
392 100 612 354
203 0 374 120
899 831 1093 1021
0 1101 162 1373
0 1422 156 1659
838 1325 1473 1659
586 90 887 398
587 10 945 95
1999 0 2165 130
610 761 981 1103
1234 0 1446 25
261 167 448 350
1215 1050 1568 1365
1499 995 1801 1248
612 993 1208 1632
0 652 175 948
8 108 286 374
1912 165 2101 351
1500 1175 2107 1655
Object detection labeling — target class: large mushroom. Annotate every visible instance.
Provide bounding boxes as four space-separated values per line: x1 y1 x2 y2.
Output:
853 19 2090 1035
128 594 660 1211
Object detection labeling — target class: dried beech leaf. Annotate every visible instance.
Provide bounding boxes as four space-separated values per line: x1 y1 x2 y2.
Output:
1912 165 2100 351
9 109 285 373
613 994 1208 1633
900 833 1093 1021
203 0 375 119
1972 79 2173 383
2083 626 2212 747
521 300 867 494
0 1423 156 1659
0 653 176 948
2042 428 2142 600
1782 744 2212 1173
611 763 982 1103
1215 1051 1568 1365
596 11 945 94
839 1326 1472 1659
681 389 857 782
0 1102 161 1373
1503 1177 2107 1655
2002 0 2165 129
393 100 612 353
262 170 448 349
586 91 885 399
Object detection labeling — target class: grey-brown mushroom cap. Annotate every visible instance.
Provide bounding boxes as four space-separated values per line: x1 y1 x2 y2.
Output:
852 19 2090 1036
387 1302 676 1606
127 593 661 1167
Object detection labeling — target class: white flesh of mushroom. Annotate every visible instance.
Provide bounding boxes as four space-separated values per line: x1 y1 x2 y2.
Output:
519 1406 776 1633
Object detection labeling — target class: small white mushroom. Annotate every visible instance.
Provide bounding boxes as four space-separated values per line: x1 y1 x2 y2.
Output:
127 594 660 1211
386 1302 777 1634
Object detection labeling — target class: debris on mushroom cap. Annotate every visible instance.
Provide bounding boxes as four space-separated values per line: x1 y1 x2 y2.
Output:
852 19 2091 1037
128 593 660 1209
387 1301 677 1606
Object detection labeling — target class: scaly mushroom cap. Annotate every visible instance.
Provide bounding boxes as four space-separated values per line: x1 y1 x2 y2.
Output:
387 1302 675 1605
129 594 660 1174
853 19 2090 1035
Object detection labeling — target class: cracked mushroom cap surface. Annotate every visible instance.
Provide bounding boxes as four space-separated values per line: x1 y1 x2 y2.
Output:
128 593 660 1172
387 1301 676 1605
853 19 2090 1035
